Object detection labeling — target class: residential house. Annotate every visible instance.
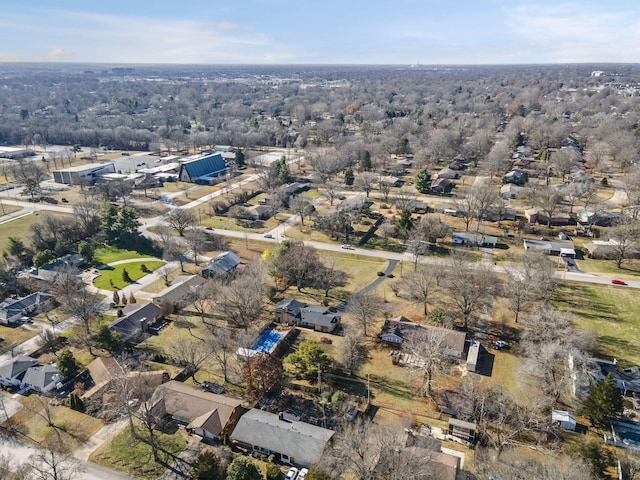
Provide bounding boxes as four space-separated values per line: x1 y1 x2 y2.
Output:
152 275 206 309
503 170 528 186
524 207 571 226
451 232 497 248
149 381 244 442
274 299 341 333
0 292 55 326
431 177 453 194
201 251 242 278
378 175 402 187
33 254 85 282
230 409 335 467
283 182 311 196
583 240 640 260
246 204 274 221
0 355 40 388
435 167 458 180
500 183 524 200
576 209 621 227
523 239 576 257
22 364 62 393
390 429 460 480
108 302 163 343
552 410 576 431
178 153 227 184
448 160 465 171
380 317 466 358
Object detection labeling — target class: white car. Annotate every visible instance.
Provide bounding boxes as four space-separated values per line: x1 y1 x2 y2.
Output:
494 340 508 350
340 244 353 249
285 467 299 480
297 468 309 480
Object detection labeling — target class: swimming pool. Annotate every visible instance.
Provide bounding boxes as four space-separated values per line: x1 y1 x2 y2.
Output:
252 330 283 353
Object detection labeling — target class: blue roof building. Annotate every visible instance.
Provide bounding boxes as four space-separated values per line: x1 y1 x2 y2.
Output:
178 153 227 184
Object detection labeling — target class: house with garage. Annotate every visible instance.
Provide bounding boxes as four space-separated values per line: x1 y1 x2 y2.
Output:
148 381 245 442
0 292 55 326
451 232 497 248
108 302 163 344
523 239 576 257
500 183 524 200
0 355 40 388
230 409 335 468
201 251 242 278
246 204 274 221
22 364 62 393
274 299 341 333
431 178 453 194
435 167 459 180
152 275 206 310
178 153 227 184
380 317 467 358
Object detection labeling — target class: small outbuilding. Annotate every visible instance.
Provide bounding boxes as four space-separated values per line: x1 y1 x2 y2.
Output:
552 410 576 431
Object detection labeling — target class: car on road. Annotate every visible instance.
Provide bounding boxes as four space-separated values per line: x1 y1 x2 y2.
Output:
61 198 68 203
135 162 146 167
341 244 353 249
493 340 508 350
205 226 213 231
154 159 162 163
611 279 627 285
264 233 274 239
285 467 299 480
297 468 309 480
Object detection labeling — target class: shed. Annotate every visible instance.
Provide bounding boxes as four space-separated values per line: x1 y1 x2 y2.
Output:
466 341 481 373
448 418 476 445
552 410 576 431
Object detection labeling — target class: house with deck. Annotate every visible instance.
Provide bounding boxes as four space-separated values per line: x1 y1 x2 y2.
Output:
274 299 341 333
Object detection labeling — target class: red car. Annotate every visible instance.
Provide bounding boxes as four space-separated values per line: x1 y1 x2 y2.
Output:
611 279 627 285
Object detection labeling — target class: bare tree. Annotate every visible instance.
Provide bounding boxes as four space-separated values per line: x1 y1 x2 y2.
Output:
445 254 500 329
206 327 237 383
170 337 211 384
404 327 451 396
536 186 564 227
609 216 640 269
27 443 84 480
354 172 377 197
165 208 196 236
337 326 368 376
290 197 314 226
393 188 417 213
59 287 106 337
399 264 441 316
212 264 265 330
346 289 383 337
322 181 342 206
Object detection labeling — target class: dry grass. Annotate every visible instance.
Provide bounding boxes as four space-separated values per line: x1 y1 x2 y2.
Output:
12 395 104 453
0 325 39 353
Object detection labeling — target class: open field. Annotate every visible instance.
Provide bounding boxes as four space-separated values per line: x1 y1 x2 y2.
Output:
554 283 640 367
94 245 158 265
0 212 70 253
93 260 165 290
0 325 38 353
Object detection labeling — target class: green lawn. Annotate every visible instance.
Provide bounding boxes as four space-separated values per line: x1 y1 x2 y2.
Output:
553 283 640 367
0 212 69 254
90 425 187 479
94 245 157 265
93 261 165 290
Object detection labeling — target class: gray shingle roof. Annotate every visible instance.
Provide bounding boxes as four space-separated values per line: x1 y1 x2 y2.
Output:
201 251 242 276
231 409 334 468
0 355 39 380
22 364 61 390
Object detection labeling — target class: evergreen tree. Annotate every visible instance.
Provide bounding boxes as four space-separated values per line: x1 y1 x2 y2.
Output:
234 149 246 168
359 150 372 171
344 167 355 186
33 249 55 268
56 350 79 378
226 456 261 480
395 209 414 238
582 373 623 428
415 166 431 193
189 451 222 480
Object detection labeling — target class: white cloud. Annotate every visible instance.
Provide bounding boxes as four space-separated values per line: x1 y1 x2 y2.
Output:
505 3 640 62
0 9 301 63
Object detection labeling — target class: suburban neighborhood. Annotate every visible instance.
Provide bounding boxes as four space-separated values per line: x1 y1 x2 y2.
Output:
1 62 640 480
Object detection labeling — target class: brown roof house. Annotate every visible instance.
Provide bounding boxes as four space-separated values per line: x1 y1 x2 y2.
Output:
148 381 245 442
380 317 466 358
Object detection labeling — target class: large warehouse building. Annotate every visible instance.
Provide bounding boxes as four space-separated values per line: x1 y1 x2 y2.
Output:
52 162 116 185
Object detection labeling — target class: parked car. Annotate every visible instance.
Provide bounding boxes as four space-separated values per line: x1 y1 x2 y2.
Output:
611 279 627 285
135 162 145 167
205 226 213 231
285 467 299 480
341 244 353 250
297 468 309 480
61 198 68 203
493 340 508 350
264 234 274 239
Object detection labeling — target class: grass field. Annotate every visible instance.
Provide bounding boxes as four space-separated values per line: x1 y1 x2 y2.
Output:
94 245 158 265
554 283 640 367
93 260 165 290
90 424 187 479
0 212 69 254
0 325 38 353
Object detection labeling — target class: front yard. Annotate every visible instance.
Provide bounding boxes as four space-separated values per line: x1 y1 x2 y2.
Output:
93 260 165 290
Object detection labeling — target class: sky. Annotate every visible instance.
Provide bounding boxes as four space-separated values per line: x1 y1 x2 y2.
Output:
1 0 640 65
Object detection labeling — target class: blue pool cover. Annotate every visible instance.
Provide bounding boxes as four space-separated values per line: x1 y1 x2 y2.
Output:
252 330 283 353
